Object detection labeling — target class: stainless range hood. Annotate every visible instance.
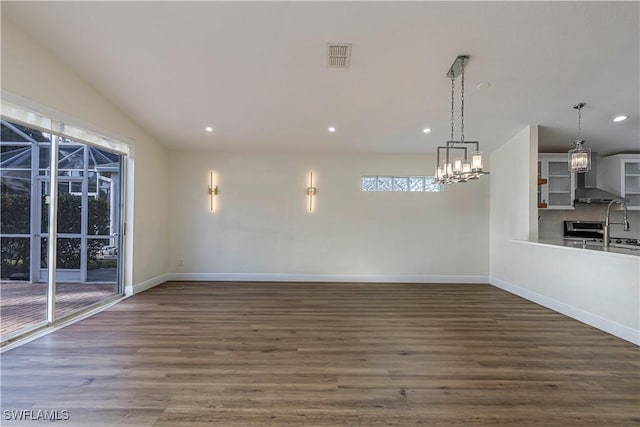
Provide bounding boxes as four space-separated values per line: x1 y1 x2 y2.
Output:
574 155 623 204
574 182 623 204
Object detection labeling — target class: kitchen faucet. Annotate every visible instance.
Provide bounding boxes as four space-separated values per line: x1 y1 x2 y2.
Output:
603 198 630 249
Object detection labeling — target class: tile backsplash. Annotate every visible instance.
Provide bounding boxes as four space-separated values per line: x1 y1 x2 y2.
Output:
539 204 640 239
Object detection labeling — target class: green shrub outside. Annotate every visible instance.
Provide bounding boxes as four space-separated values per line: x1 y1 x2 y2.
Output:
1 188 111 278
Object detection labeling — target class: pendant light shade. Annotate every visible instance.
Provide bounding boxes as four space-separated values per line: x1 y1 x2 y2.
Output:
568 103 591 173
568 140 591 173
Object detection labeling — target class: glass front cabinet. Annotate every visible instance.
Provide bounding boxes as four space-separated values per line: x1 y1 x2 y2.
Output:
538 154 576 210
601 154 640 210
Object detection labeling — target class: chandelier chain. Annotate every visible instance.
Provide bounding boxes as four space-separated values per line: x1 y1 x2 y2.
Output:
460 58 465 143
450 72 455 142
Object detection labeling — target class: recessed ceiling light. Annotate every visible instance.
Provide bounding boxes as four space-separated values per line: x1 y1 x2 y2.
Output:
477 82 491 90
205 126 213 132
328 127 336 132
423 128 431 134
612 115 628 123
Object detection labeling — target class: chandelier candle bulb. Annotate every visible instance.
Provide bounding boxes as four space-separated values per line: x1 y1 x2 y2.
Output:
462 163 471 174
453 159 463 174
472 152 483 171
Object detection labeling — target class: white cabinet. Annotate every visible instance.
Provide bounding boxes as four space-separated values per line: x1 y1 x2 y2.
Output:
538 154 575 210
601 154 640 210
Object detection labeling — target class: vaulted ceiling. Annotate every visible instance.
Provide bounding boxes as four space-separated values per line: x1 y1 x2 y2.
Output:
2 1 638 155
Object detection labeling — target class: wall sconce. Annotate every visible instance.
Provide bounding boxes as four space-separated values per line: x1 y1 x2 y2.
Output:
208 171 218 212
306 171 317 212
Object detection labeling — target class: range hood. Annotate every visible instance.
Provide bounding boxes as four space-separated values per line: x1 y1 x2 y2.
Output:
574 155 623 204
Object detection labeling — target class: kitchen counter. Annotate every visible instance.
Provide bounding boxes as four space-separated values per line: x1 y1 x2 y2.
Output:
507 239 639 345
538 237 640 257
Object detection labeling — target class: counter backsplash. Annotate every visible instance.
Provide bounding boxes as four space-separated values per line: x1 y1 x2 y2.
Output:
539 204 640 240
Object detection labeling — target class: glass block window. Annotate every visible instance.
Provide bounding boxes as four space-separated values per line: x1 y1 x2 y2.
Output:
361 176 377 192
362 176 442 192
393 177 409 191
409 176 424 192
376 176 392 192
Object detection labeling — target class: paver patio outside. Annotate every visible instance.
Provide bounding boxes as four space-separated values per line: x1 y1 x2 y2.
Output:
1 280 118 339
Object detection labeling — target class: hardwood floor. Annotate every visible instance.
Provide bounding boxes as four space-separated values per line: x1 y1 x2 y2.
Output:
1 282 639 426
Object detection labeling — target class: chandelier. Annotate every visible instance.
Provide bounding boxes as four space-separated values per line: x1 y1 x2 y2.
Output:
568 102 591 173
435 55 489 184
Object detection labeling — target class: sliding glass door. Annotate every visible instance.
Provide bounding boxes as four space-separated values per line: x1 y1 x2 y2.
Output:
51 139 123 318
0 121 48 337
1 119 125 342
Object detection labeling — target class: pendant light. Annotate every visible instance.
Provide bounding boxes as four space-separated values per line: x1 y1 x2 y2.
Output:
435 55 489 185
568 102 591 173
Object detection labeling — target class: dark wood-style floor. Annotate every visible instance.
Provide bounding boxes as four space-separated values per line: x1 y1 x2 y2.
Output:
1 282 639 426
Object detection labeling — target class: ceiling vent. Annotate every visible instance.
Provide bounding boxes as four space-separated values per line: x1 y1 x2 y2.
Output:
327 43 352 69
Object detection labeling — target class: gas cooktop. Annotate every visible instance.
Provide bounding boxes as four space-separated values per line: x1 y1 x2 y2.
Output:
609 238 640 249
564 237 640 250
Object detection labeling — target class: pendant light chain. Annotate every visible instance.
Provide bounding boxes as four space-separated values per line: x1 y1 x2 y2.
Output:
577 105 582 141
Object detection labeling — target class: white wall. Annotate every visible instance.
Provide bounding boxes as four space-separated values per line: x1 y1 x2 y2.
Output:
168 151 490 282
490 126 640 344
1 18 170 290
489 126 539 244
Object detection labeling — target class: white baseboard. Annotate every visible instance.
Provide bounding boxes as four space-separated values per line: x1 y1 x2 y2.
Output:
490 277 640 346
125 273 171 296
167 273 489 284
124 273 488 297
